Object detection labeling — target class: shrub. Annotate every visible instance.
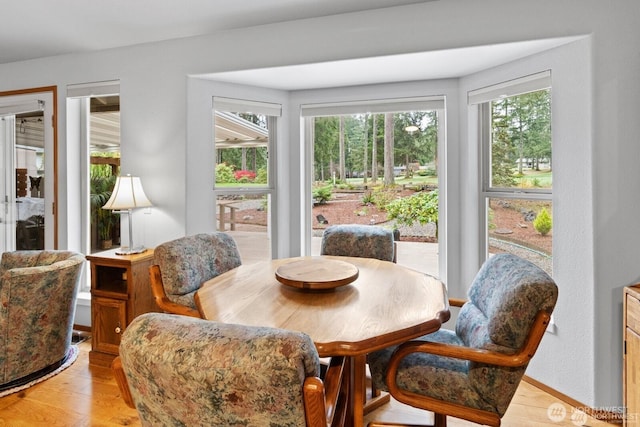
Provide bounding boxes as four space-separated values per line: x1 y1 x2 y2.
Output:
254 168 268 184
371 187 397 210
386 189 439 231
533 207 552 235
234 170 256 183
313 186 333 205
215 163 236 183
417 167 437 177
361 191 375 205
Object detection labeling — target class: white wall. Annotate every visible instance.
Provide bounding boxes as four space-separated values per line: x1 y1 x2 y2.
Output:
460 37 596 404
1 0 638 409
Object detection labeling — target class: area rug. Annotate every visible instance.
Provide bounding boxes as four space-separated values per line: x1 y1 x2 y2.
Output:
0 345 79 398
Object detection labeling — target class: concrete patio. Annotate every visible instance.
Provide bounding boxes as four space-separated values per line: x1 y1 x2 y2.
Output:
227 230 440 278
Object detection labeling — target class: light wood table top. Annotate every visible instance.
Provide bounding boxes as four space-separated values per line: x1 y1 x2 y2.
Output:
195 255 449 427
195 255 450 357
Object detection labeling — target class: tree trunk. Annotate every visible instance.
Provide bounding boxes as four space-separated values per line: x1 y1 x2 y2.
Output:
241 148 247 171
339 116 346 181
371 115 378 184
363 114 368 184
252 148 257 172
384 113 395 186
405 153 411 178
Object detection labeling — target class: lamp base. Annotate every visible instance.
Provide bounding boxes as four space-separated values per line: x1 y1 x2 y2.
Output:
115 246 147 255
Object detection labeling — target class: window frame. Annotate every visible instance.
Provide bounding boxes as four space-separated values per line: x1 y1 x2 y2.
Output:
212 97 280 194
473 72 553 263
211 97 281 260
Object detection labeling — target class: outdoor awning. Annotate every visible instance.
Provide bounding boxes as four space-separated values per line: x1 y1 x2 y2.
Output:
15 96 271 153
214 111 268 149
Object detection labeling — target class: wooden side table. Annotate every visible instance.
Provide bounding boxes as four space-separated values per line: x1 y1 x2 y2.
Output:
88 249 158 367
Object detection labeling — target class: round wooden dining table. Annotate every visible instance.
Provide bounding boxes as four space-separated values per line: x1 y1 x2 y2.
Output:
195 255 450 427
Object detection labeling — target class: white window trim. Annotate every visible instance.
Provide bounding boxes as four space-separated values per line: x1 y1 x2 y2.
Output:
473 73 553 261
212 97 281 258
301 96 444 117
468 70 551 105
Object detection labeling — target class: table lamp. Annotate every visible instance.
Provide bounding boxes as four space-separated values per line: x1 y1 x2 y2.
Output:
102 175 152 255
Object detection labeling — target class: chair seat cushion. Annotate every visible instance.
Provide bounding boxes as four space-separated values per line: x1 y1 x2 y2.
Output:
368 329 499 415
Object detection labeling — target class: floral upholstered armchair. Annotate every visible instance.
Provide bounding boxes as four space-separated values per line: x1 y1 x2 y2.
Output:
0 250 85 389
112 312 347 427
320 224 396 263
368 253 558 427
149 232 242 317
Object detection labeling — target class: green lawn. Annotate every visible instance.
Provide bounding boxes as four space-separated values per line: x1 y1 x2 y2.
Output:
513 170 552 189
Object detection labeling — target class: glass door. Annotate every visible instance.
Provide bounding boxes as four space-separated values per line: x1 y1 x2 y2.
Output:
0 115 16 251
0 91 56 253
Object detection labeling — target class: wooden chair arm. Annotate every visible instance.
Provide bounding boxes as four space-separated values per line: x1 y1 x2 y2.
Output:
304 356 347 427
149 265 201 318
448 297 467 308
381 311 551 427
111 356 135 409
388 310 551 370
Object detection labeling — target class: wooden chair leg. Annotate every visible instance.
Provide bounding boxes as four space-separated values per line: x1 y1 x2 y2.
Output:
434 413 447 427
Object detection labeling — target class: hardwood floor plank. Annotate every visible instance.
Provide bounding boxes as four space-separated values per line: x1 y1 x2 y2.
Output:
0 339 614 426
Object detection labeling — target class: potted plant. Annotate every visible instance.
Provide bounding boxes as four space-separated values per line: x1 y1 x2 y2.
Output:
90 174 118 250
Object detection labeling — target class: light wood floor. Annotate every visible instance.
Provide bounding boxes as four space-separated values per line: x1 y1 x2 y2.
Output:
0 338 613 426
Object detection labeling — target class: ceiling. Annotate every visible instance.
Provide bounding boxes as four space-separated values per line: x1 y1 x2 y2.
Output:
2 1 580 91
0 0 436 65
201 37 580 91
5 1 580 152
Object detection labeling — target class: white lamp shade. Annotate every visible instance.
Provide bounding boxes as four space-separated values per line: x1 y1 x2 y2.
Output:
102 175 152 210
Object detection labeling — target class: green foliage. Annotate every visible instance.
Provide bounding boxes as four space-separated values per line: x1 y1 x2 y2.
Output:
386 189 439 227
490 126 518 187
90 174 118 241
488 206 496 230
312 110 439 184
255 168 268 184
361 191 375 205
215 163 236 184
491 89 552 185
371 187 397 210
312 186 333 205
392 111 438 173
533 207 552 236
417 167 437 177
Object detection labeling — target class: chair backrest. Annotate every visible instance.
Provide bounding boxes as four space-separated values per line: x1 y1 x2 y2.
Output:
118 312 320 426
455 253 558 415
320 224 396 262
153 232 241 309
0 250 85 384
